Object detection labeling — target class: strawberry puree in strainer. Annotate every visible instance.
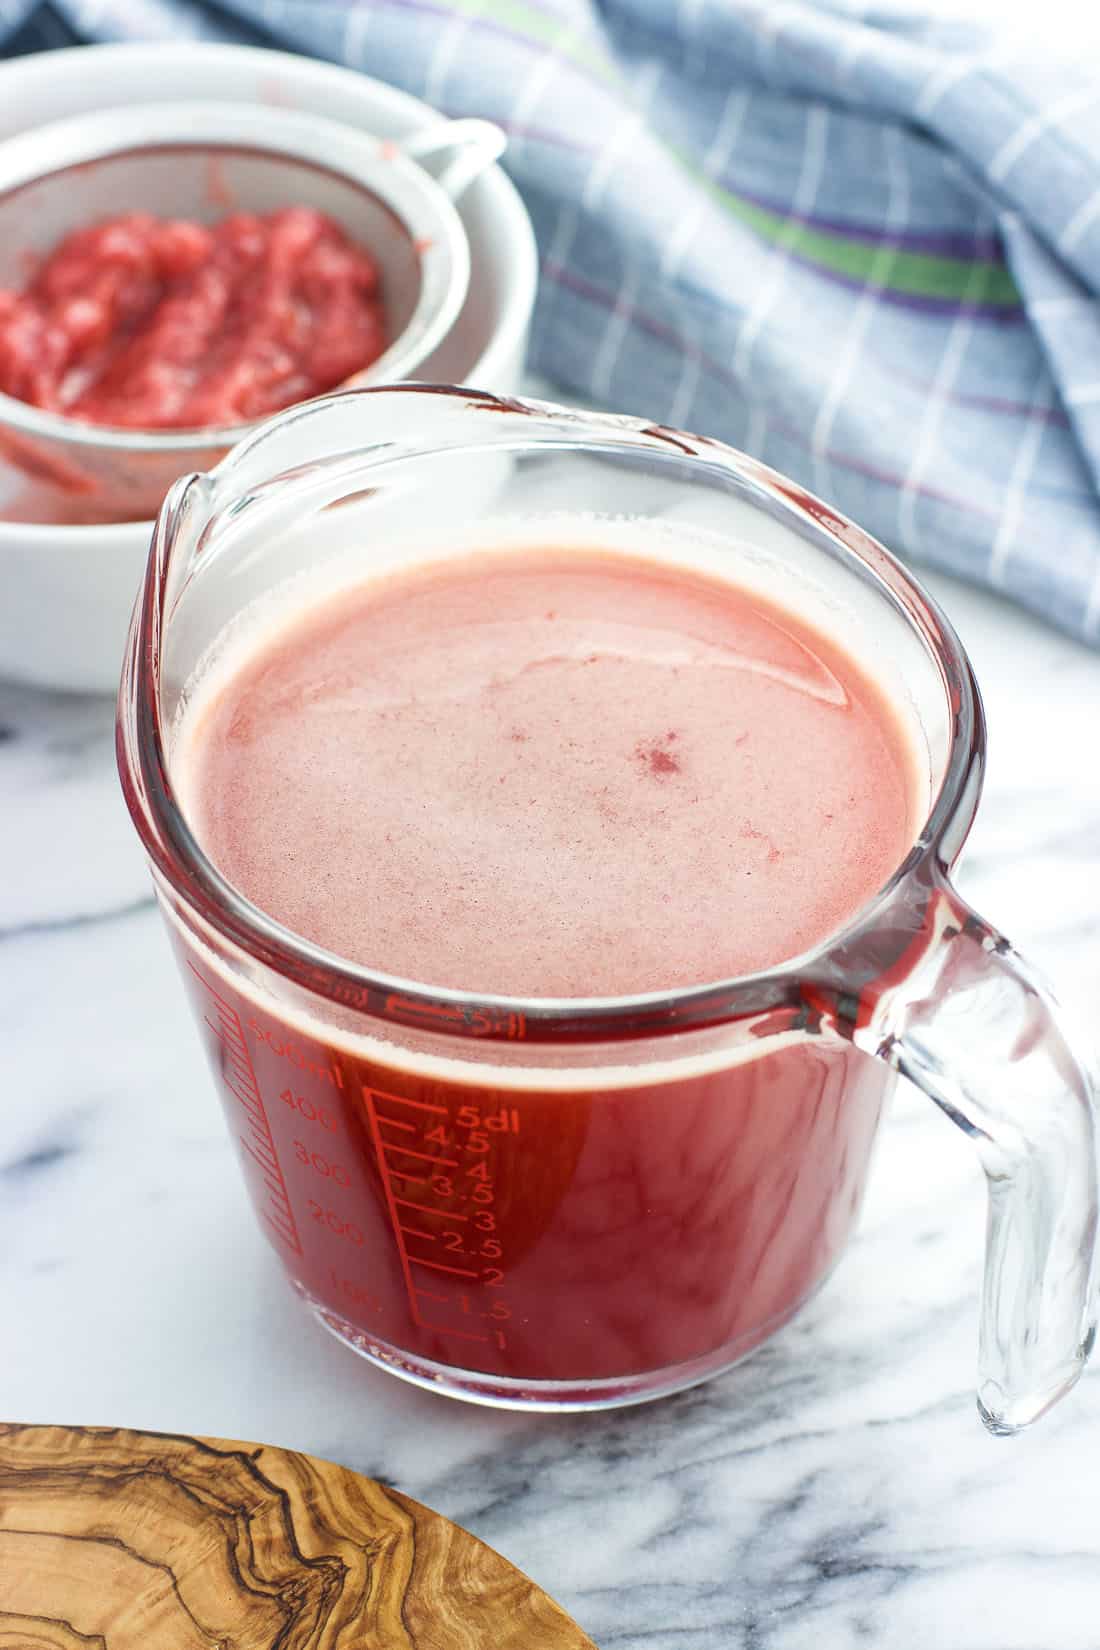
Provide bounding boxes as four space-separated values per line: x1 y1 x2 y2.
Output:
0 207 386 430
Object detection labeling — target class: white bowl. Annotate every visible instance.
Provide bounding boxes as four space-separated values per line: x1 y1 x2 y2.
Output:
0 43 538 695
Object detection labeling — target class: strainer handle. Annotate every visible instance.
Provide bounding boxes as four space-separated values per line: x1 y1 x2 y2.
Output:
402 119 507 203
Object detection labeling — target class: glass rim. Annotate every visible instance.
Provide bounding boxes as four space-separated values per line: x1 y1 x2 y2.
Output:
118 383 985 1043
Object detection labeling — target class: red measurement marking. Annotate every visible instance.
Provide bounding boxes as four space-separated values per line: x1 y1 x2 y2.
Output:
240 1138 279 1174
416 1323 489 1345
378 1115 416 1133
191 966 247 1015
410 1257 480 1279
188 959 302 1256
393 1197 469 1221
205 1025 260 1094
370 1087 448 1115
243 1149 294 1200
364 1086 504 1350
363 1088 424 1328
384 995 526 1043
383 995 466 1029
388 1171 428 1184
383 1144 458 1167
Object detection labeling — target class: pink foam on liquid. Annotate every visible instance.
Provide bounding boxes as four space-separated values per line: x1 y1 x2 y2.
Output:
183 548 920 996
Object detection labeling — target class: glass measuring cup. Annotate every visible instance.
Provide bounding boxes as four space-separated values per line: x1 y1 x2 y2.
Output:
117 385 1099 1431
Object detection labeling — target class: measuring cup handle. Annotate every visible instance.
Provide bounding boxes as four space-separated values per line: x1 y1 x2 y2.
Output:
842 875 1098 1434
400 118 507 203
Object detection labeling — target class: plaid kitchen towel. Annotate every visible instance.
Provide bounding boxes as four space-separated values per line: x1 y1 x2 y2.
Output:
5 0 1100 644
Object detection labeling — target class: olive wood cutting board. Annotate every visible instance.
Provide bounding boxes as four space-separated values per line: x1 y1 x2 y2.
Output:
0 1424 597 1650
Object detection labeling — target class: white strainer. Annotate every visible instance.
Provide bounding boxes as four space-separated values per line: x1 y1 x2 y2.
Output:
0 100 505 519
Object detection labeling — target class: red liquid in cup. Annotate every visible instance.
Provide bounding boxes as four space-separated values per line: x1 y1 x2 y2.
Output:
175 548 920 1389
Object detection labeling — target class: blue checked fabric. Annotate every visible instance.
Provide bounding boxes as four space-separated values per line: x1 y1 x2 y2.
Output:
5 0 1100 643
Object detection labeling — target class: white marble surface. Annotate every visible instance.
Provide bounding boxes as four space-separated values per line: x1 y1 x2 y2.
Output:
4 548 1100 1648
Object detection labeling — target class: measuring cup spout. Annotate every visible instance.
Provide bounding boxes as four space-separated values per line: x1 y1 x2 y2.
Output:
154 471 217 614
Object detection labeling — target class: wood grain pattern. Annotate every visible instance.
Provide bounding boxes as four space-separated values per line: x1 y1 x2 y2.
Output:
0 1425 597 1650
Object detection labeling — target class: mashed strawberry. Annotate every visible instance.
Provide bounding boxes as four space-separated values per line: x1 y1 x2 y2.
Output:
0 207 386 430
